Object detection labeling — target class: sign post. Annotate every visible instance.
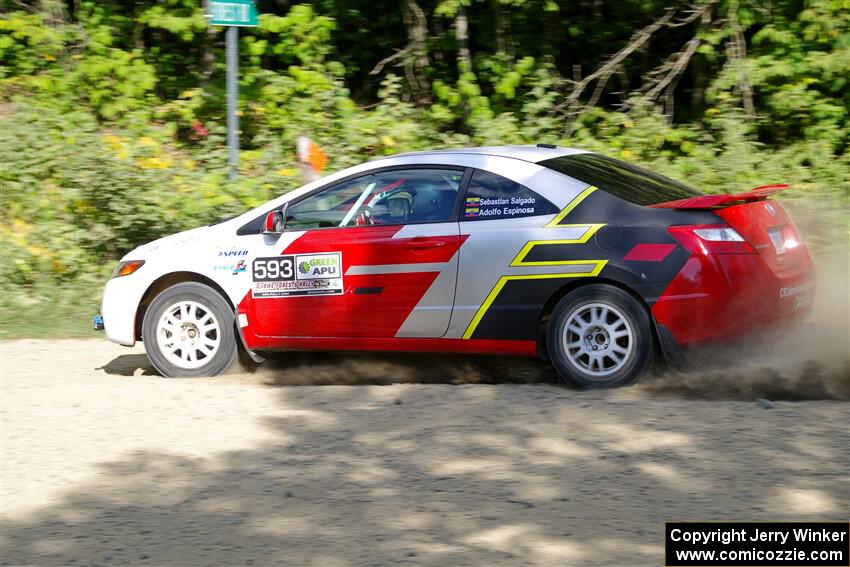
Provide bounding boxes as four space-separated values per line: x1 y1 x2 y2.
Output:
206 0 258 181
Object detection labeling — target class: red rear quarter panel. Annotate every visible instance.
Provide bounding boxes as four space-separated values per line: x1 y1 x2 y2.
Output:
652 199 815 346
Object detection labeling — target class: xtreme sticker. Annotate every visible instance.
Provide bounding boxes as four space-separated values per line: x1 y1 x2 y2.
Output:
213 259 247 275
252 252 343 298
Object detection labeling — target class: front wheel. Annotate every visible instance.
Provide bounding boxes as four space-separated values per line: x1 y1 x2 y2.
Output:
142 282 238 378
547 284 653 388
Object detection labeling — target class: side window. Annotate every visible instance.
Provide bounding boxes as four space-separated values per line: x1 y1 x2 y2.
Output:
462 169 559 221
286 168 464 230
285 176 372 230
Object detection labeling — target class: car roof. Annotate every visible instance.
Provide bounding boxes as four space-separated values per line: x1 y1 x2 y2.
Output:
229 145 594 231
382 145 592 164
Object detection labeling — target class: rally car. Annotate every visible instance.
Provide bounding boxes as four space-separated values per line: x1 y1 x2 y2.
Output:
98 145 815 387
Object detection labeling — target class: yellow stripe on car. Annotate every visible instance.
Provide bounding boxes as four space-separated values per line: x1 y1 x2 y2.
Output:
462 261 608 339
511 224 606 266
544 185 598 227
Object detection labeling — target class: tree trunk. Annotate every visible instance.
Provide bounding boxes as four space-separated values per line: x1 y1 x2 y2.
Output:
200 0 217 88
455 4 471 73
491 0 513 57
400 0 432 106
727 0 755 118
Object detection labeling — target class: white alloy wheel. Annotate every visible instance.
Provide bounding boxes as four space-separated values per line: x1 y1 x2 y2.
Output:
563 302 634 378
155 300 222 370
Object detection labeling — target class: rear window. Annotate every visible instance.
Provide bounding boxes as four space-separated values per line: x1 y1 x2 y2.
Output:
539 154 702 206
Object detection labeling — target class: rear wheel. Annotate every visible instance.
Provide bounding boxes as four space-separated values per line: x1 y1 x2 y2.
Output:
142 282 238 378
547 284 653 388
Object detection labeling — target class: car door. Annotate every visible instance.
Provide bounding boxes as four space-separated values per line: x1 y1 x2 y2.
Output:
246 167 468 339
449 168 571 341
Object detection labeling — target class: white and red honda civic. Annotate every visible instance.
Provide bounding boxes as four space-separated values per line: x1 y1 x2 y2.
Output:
99 146 815 387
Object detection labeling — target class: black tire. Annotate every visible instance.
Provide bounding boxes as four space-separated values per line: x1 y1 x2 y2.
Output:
142 282 238 378
546 284 653 388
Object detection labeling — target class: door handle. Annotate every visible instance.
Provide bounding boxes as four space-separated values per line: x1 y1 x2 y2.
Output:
405 236 447 249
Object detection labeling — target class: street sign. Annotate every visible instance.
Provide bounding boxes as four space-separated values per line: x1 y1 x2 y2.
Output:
206 0 259 180
208 0 258 27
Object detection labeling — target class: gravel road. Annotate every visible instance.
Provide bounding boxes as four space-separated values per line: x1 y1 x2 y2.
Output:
1 339 848 566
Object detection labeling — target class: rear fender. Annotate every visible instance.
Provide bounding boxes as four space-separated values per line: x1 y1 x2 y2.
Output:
536 272 664 361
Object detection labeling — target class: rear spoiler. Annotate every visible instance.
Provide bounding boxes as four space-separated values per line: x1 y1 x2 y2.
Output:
650 184 788 209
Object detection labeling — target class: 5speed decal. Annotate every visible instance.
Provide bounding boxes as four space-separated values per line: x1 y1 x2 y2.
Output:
252 252 343 298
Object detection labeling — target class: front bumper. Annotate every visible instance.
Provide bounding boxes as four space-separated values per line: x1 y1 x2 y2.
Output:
101 275 147 346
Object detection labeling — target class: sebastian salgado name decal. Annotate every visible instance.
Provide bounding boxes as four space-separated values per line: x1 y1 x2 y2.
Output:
476 196 537 206
465 196 539 219
251 252 343 298
665 522 849 567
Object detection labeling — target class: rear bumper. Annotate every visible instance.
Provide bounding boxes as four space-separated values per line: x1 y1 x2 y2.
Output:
651 250 815 347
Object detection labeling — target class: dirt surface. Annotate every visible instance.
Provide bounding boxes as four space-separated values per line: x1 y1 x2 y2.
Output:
1 339 848 566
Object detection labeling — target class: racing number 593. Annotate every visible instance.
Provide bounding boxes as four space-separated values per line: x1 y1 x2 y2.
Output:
253 257 293 280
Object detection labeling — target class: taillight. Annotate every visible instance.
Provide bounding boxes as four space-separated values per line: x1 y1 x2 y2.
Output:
692 227 744 242
781 224 801 251
667 225 754 255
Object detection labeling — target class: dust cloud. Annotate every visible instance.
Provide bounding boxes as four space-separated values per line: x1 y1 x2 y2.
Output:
238 350 557 387
638 211 849 401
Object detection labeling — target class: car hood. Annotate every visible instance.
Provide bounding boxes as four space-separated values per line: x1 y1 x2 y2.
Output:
124 225 212 259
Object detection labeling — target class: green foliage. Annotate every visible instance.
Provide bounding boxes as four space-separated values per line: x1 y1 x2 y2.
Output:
1 5 159 119
0 11 65 78
255 5 336 67
703 0 850 151
137 1 207 40
1 102 284 287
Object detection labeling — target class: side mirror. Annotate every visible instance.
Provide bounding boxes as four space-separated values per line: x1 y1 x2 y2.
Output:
262 204 287 234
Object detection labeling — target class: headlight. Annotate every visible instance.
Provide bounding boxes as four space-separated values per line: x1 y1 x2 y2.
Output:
112 260 146 278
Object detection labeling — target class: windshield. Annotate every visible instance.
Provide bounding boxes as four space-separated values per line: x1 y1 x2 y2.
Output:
539 154 702 206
